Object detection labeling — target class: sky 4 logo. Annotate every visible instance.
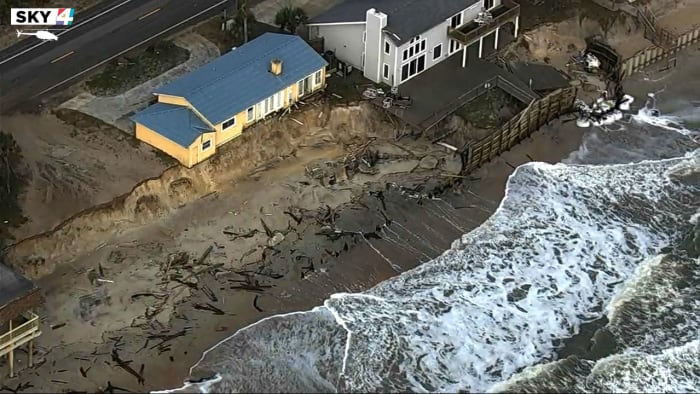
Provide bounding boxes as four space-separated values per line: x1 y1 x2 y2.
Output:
11 8 75 26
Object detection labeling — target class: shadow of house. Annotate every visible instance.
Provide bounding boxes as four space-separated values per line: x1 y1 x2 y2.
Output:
0 263 42 378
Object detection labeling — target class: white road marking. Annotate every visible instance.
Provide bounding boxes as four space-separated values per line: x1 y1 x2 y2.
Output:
138 8 162 21
36 0 228 97
50 51 75 63
0 0 135 65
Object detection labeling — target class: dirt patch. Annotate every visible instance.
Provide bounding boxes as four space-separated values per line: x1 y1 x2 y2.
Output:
84 41 190 96
454 88 525 130
0 109 169 241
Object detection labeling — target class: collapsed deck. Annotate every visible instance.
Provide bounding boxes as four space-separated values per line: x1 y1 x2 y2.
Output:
0 263 43 377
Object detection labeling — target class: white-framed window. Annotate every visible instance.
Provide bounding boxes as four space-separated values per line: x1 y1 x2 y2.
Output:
222 116 236 130
273 90 283 110
384 40 391 55
202 139 211 150
314 70 322 86
433 44 442 60
246 106 254 122
450 12 462 28
483 0 495 10
297 79 304 97
401 36 427 65
382 63 389 79
400 54 425 82
449 39 462 55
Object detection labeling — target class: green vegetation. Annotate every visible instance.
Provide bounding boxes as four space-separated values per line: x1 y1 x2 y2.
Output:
85 41 189 96
0 132 27 248
274 6 308 34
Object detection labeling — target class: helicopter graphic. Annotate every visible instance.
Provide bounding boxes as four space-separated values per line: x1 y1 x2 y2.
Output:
16 29 60 41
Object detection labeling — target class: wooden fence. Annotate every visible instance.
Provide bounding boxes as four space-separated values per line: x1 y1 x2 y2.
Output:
462 87 577 174
619 27 700 78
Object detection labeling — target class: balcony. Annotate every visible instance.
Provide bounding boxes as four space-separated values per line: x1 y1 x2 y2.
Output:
448 0 520 45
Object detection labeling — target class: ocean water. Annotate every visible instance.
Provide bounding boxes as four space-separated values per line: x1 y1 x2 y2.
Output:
158 94 700 393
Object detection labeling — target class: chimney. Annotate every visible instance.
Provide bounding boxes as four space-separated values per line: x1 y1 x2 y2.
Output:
270 59 283 75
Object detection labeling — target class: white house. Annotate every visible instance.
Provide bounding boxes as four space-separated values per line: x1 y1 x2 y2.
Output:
307 0 520 87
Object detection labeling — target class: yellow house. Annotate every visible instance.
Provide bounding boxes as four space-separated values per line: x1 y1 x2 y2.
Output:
132 33 328 167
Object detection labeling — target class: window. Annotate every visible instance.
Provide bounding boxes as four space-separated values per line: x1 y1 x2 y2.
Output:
433 44 442 60
450 12 462 28
483 0 495 10
401 64 408 81
382 63 389 79
246 106 254 122
314 70 322 85
402 49 408 61
384 40 390 54
417 55 425 73
421 40 426 51
202 140 211 150
449 39 462 54
222 116 236 130
297 80 304 97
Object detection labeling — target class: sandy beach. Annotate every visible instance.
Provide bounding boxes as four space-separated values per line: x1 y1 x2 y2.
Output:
1 1 698 392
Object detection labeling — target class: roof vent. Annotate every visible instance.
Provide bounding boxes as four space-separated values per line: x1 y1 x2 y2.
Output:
270 59 283 75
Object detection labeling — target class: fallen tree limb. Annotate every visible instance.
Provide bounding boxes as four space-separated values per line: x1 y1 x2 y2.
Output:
111 349 144 385
253 295 264 312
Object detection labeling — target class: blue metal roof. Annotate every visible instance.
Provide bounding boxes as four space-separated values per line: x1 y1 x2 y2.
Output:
131 103 213 147
155 33 328 125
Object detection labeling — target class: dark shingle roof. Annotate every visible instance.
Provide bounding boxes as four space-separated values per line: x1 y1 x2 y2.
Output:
132 103 213 148
309 0 479 45
153 33 327 125
0 263 36 309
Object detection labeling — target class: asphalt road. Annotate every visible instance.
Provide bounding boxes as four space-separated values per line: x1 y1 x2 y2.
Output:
0 0 232 114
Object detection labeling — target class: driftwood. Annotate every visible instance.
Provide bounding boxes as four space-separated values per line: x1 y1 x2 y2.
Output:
201 285 218 303
196 246 214 266
148 330 186 350
51 323 66 330
130 292 167 301
1 383 34 393
253 295 264 312
80 366 91 377
111 349 144 385
102 381 132 393
223 228 259 240
283 208 303 225
193 303 226 315
260 218 274 237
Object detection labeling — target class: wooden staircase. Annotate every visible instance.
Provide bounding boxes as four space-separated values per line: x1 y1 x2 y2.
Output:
637 6 677 50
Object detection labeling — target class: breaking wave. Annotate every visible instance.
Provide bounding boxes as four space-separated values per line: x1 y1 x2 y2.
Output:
159 97 699 393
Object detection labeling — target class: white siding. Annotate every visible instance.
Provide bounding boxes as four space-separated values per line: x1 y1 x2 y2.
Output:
316 23 366 70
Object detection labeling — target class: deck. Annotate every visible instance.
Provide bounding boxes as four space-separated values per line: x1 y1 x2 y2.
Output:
0 263 43 377
373 55 537 132
448 0 520 46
